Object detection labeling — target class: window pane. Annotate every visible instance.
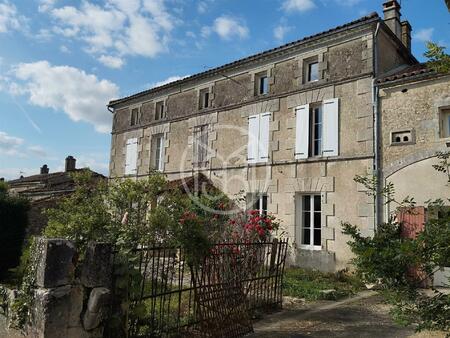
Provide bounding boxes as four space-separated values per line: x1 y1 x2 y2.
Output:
302 229 311 245
314 212 321 229
303 195 311 211
313 229 321 246
260 76 268 94
262 195 268 215
314 195 321 211
204 92 209 108
303 211 310 228
309 62 319 82
314 108 321 124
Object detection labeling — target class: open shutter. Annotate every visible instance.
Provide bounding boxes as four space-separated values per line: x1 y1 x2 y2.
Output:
322 98 339 157
258 112 271 162
125 138 138 175
295 104 309 160
247 114 260 163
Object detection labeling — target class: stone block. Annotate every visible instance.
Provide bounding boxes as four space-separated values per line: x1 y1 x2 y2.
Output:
33 286 72 338
81 243 113 288
67 326 90 338
35 238 77 288
295 249 336 273
83 288 111 331
68 286 84 326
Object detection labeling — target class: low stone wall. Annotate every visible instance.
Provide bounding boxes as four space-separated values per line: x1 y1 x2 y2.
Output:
27 238 113 338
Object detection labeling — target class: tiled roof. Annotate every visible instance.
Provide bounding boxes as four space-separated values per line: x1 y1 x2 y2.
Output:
109 12 380 107
8 169 106 195
376 63 436 85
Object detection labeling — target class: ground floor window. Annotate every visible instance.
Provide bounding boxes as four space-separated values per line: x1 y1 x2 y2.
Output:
247 193 268 216
297 194 322 250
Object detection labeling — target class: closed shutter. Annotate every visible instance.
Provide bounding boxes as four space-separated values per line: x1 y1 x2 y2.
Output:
258 112 271 162
158 137 164 171
125 138 138 175
295 104 309 160
248 114 260 163
322 98 339 157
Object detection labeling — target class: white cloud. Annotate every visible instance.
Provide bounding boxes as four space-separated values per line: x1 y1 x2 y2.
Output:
27 145 48 158
8 61 119 133
74 154 109 176
48 0 177 65
98 55 125 69
197 1 208 13
203 16 249 41
274 24 292 41
149 75 189 88
0 1 27 33
333 0 361 6
282 0 316 13
0 131 24 156
38 0 58 13
60 45 70 53
413 28 434 43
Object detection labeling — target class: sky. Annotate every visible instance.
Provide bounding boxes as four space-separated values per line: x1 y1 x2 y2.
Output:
0 0 448 180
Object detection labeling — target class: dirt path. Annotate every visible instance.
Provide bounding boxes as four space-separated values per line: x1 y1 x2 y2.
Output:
249 291 446 338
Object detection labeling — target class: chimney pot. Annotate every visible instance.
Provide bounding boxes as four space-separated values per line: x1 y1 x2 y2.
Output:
40 164 49 175
401 21 412 52
383 0 402 40
65 156 76 172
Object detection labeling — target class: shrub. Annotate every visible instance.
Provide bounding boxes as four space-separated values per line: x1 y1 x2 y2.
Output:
0 184 29 279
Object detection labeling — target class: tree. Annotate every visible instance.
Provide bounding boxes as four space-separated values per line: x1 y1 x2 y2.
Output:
425 42 450 73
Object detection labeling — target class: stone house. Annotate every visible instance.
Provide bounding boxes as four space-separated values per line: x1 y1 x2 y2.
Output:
8 156 106 236
376 64 450 286
108 1 422 272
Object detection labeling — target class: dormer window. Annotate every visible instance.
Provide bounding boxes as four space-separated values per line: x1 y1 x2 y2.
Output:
255 72 269 96
155 101 165 121
130 108 139 126
199 88 210 110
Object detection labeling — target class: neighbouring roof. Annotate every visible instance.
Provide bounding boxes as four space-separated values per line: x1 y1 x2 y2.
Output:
376 63 440 85
109 12 381 108
8 169 106 198
166 173 219 194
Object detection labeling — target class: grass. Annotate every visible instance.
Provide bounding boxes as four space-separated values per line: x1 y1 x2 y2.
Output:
282 268 363 301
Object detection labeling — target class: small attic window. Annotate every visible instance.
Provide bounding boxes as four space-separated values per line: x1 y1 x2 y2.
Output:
130 108 139 126
391 130 414 145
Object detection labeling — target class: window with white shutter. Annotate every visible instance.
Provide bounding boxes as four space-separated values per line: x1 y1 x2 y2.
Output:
322 98 339 157
248 112 271 163
125 138 138 175
295 99 339 159
295 104 309 160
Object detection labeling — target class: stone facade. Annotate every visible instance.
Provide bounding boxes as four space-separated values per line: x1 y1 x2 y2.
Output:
108 8 418 272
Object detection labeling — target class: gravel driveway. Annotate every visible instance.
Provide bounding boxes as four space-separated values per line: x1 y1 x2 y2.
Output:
249 291 446 338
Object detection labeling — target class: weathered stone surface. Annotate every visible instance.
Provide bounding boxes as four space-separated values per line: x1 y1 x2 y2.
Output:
35 238 77 288
81 242 113 288
32 286 71 338
68 286 84 326
295 250 336 273
83 288 111 331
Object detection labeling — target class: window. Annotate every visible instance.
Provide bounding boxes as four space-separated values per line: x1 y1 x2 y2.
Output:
125 138 138 175
303 57 320 84
247 112 271 164
130 108 139 126
255 72 269 95
155 101 165 121
199 89 210 109
151 134 164 172
440 108 450 138
193 125 208 166
297 194 322 250
295 99 339 159
310 106 322 156
391 130 413 145
247 194 268 216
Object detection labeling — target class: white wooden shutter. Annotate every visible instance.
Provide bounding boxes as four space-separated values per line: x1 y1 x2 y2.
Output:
295 104 309 160
125 138 138 175
258 112 271 162
322 98 339 157
247 114 260 163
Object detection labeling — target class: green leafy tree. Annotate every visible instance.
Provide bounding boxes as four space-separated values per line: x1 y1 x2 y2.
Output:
425 42 450 73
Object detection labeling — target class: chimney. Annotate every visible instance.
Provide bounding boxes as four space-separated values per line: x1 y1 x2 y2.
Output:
401 21 412 52
40 164 49 175
383 0 402 40
65 156 76 172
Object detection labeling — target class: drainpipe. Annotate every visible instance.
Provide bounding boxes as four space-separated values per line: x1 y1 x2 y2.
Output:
372 22 381 232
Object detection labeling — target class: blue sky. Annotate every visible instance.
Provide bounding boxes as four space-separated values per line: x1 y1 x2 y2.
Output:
0 0 448 179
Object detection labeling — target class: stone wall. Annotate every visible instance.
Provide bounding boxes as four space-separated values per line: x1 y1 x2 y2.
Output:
27 239 113 338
